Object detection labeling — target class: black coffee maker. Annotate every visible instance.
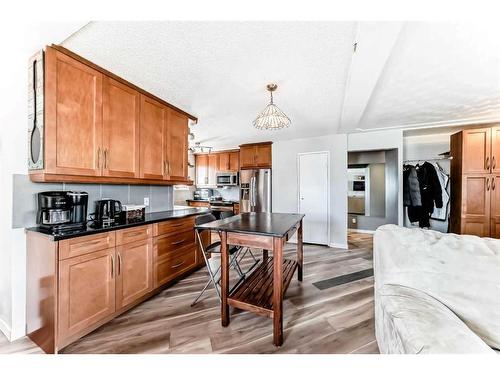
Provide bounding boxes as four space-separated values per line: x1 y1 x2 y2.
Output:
37 191 88 233
93 199 123 227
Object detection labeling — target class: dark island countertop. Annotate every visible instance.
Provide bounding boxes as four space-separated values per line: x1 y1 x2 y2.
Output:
195 212 305 237
26 207 210 241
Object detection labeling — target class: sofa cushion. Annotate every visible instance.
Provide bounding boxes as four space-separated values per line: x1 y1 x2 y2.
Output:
374 224 500 350
376 284 494 354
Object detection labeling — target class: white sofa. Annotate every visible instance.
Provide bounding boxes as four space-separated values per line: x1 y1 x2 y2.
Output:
374 224 500 354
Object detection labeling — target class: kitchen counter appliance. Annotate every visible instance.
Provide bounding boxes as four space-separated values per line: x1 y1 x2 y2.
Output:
193 188 213 201
240 169 272 213
37 191 88 234
93 199 123 228
216 171 239 187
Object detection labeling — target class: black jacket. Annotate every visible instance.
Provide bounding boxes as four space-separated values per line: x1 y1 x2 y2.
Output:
407 162 443 228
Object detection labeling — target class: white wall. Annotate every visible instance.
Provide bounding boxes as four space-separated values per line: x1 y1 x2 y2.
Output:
273 134 348 248
348 129 404 226
0 21 86 341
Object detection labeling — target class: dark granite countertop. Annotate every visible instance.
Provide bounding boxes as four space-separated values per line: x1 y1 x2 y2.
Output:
195 212 304 237
26 207 210 241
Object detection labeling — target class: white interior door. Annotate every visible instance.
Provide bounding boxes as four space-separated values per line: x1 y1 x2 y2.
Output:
298 152 329 245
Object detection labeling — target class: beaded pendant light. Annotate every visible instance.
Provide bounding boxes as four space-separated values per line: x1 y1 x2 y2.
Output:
253 84 291 130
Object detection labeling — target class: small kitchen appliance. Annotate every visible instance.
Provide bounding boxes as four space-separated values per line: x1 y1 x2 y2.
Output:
193 188 213 200
37 191 88 234
216 172 239 187
93 199 123 227
120 204 146 224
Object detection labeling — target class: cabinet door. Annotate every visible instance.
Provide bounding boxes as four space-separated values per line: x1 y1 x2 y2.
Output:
140 95 167 179
219 153 230 171
462 128 491 174
116 238 153 309
254 144 272 167
229 152 240 172
45 48 103 176
58 248 115 341
208 153 219 185
166 110 189 181
196 154 209 186
490 126 500 174
490 175 500 238
461 175 491 237
102 77 140 178
239 146 256 169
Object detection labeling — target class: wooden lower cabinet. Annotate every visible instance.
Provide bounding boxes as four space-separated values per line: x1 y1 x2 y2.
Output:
27 215 204 353
460 174 491 237
58 248 116 344
116 238 153 309
187 200 210 208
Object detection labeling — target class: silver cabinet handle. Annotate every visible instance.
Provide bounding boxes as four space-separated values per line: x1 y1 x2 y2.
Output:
117 253 122 276
111 255 115 278
97 147 101 169
171 260 185 269
171 239 185 246
487 177 491 191
486 156 490 171
104 149 109 169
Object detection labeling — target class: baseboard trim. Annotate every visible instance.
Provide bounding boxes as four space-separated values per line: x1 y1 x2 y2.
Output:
329 242 348 249
349 229 376 234
0 316 11 341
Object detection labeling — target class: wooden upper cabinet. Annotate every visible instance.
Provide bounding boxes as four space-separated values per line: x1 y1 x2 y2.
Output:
116 238 153 310
32 46 196 186
219 153 230 171
58 248 115 342
239 142 272 169
462 128 491 174
218 151 240 172
255 144 272 167
166 110 189 181
208 153 219 185
491 126 500 174
45 48 103 176
102 77 140 178
240 146 257 169
229 152 240 171
139 95 167 180
195 154 209 186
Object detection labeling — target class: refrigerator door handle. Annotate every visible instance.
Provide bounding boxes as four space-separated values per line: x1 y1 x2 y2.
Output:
250 176 256 207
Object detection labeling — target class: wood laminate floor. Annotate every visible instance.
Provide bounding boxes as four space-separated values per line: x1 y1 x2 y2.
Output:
0 231 377 354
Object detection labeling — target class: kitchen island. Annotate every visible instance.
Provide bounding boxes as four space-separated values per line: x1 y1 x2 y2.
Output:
196 212 304 346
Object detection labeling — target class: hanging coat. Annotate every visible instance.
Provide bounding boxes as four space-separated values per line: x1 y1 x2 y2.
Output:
403 165 422 207
408 162 443 228
430 162 449 221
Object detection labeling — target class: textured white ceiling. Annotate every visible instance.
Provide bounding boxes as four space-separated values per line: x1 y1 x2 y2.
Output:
62 21 356 149
62 21 500 149
359 22 500 130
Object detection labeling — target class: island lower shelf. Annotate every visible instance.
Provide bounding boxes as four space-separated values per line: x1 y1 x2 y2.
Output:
227 257 298 318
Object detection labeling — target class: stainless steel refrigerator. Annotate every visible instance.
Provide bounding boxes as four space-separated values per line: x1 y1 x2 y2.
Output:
240 169 272 213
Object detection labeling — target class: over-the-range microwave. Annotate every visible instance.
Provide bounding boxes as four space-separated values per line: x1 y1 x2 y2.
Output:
216 172 239 187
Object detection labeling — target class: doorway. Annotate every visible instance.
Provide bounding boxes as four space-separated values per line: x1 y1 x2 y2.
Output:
298 152 329 245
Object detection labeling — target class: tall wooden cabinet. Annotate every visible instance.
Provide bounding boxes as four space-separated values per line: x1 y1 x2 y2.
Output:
450 125 500 238
30 45 194 185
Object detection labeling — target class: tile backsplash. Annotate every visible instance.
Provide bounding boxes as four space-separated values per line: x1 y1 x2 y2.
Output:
12 174 173 229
